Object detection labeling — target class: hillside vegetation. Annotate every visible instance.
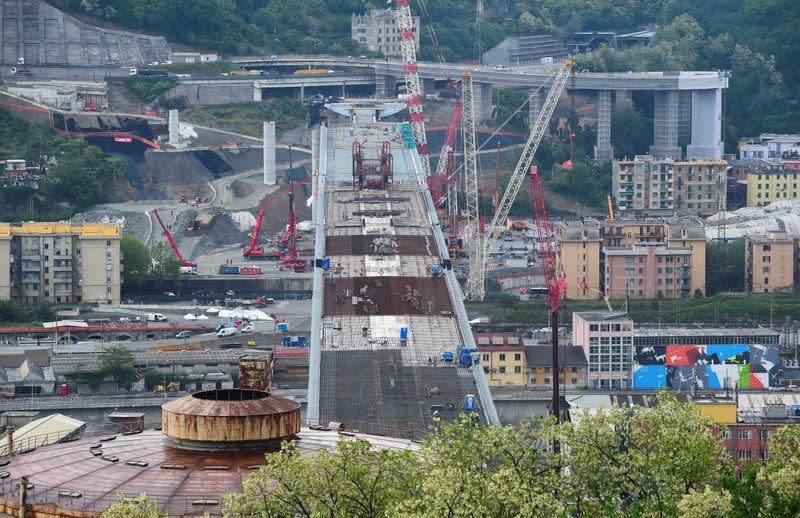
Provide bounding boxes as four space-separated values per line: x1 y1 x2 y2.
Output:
51 1 798 147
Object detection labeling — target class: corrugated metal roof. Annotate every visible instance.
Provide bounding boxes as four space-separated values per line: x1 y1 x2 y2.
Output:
0 413 84 455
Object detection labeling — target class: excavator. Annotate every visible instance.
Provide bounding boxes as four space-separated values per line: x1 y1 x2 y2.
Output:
152 209 197 274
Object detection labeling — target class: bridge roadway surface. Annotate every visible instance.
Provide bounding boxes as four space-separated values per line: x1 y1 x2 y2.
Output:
235 55 730 91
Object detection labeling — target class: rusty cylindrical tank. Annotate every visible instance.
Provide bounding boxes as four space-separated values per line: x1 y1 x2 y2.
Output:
162 389 300 448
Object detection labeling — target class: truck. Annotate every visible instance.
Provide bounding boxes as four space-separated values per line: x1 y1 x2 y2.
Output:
147 313 168 322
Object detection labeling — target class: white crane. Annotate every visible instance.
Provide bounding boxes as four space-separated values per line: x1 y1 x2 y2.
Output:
462 72 485 300
464 60 574 301
395 0 432 177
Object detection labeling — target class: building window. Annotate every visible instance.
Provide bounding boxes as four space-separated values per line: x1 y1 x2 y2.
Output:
483 354 489 362
589 324 599 332
738 429 752 439
760 430 772 439
499 367 506 374
738 450 751 460
722 429 732 439
499 353 506 361
514 353 521 361
514 366 521 374
544 378 550 384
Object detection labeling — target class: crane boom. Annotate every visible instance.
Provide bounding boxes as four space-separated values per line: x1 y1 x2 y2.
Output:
462 72 485 301
464 60 573 300
395 0 431 177
249 207 265 252
429 99 462 204
152 208 195 268
529 166 566 311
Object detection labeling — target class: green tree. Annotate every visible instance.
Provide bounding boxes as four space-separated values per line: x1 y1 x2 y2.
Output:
560 393 727 516
706 239 744 294
611 104 652 159
149 241 181 279
40 138 122 211
101 493 166 518
121 234 151 291
98 345 137 385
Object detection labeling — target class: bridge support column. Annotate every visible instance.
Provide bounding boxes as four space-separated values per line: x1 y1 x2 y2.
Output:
678 90 692 146
376 74 396 98
421 78 436 96
650 90 681 159
686 89 723 159
473 82 493 121
263 122 276 186
615 89 631 109
594 90 613 163
528 89 542 130
300 84 305 99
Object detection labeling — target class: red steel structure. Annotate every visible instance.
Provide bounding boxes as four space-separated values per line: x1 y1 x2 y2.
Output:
152 208 196 270
529 166 567 423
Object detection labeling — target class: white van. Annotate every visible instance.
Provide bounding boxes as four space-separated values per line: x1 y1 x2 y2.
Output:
217 327 237 337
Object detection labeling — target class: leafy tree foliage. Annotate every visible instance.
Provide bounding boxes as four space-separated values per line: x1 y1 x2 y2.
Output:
121 234 151 291
40 139 123 211
705 238 745 294
148 241 181 279
98 345 137 385
0 300 54 324
101 493 166 518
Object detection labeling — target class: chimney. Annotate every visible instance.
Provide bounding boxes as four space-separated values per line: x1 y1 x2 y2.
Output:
239 355 273 391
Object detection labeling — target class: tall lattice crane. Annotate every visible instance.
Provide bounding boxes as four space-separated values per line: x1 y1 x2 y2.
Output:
461 72 484 300
395 0 431 177
429 97 462 205
464 60 574 300
529 165 567 423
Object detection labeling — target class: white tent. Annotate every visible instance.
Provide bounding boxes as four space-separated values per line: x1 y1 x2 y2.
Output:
197 314 209 320
183 313 197 320
205 307 220 314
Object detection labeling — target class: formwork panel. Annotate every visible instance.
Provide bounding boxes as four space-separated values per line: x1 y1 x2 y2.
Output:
324 276 453 316
326 234 435 256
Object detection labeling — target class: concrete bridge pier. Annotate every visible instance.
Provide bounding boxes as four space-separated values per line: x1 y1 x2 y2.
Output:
616 89 632 109
474 81 493 121
594 90 613 163
376 74 396 98
421 78 436 96
650 90 682 159
527 89 542 129
686 88 723 159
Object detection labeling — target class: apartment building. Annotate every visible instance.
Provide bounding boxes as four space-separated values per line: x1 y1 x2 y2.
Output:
613 155 673 215
746 167 800 207
557 218 706 300
475 332 526 387
351 9 419 56
744 230 794 293
525 346 588 389
572 311 635 390
0 222 121 304
613 155 727 217
604 243 694 299
555 220 602 299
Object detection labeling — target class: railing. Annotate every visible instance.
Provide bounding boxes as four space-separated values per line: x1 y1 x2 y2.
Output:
0 476 223 516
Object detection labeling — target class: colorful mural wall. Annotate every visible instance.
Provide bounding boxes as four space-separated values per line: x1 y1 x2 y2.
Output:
632 344 779 389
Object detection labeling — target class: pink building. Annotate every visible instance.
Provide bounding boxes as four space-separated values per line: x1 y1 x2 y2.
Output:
572 311 634 389
604 244 693 299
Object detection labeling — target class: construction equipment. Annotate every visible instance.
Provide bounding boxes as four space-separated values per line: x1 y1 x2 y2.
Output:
78 96 96 112
607 193 614 219
254 295 274 308
464 60 574 301
462 72 485 301
395 0 431 177
156 382 180 393
529 165 567 425
429 91 462 205
243 176 311 260
151 209 197 274
493 143 501 214
281 188 307 273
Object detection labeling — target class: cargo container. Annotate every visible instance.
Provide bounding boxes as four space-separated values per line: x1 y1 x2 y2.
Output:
218 265 240 275
239 266 262 275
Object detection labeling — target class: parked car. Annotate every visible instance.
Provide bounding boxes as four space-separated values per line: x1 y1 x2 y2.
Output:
175 330 192 339
240 324 253 333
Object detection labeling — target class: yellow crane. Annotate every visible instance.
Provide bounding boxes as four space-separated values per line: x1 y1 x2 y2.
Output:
607 193 614 219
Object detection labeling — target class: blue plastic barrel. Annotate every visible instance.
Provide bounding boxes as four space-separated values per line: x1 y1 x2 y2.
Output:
400 327 408 340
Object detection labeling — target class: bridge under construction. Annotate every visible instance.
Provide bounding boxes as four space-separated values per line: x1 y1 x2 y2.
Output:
305 101 499 438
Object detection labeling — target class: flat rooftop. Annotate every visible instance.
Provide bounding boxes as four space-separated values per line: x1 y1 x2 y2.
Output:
634 327 781 338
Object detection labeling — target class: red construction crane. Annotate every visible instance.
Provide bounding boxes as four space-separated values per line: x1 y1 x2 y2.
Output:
529 165 567 424
243 176 312 260
428 97 462 205
281 188 307 273
152 208 197 273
